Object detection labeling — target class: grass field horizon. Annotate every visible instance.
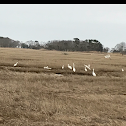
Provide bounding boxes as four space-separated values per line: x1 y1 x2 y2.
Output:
0 47 126 126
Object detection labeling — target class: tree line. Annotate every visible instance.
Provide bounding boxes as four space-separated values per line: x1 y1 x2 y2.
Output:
0 36 126 54
0 37 20 48
44 38 104 52
0 37 43 49
110 42 126 55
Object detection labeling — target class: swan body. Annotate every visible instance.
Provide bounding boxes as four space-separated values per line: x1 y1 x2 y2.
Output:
85 67 87 71
62 65 64 69
92 68 96 76
104 54 110 59
73 63 76 72
44 66 52 69
88 64 90 68
68 64 72 70
14 62 18 67
84 64 91 70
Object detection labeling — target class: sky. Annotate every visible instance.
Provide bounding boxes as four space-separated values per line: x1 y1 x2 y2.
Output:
0 4 126 49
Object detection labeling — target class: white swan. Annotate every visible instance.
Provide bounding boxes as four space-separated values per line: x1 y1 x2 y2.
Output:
84 64 91 70
62 65 64 69
88 64 90 68
73 63 76 72
104 54 110 59
85 67 87 71
92 68 96 76
68 64 72 70
44 66 52 70
122 68 124 71
14 62 18 67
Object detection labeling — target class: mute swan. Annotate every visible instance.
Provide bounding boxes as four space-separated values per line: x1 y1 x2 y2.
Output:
73 63 76 72
92 68 96 76
44 66 52 69
14 62 18 67
62 65 64 69
104 54 110 59
85 67 87 71
68 64 72 70
84 64 91 70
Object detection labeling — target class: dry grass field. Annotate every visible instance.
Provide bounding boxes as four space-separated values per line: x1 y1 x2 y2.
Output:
0 47 126 126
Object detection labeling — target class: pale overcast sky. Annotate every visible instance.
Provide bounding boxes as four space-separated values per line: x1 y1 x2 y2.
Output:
0 4 126 49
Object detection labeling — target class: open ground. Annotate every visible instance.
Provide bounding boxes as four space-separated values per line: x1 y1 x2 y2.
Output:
0 48 126 126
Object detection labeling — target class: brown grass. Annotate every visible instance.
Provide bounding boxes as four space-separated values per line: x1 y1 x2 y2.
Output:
0 48 126 126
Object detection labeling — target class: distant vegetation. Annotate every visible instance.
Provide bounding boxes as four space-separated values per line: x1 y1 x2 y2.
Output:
0 36 20 48
0 36 126 54
44 39 103 52
111 42 126 55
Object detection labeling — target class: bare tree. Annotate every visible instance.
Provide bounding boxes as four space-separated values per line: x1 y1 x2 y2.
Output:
112 42 126 55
